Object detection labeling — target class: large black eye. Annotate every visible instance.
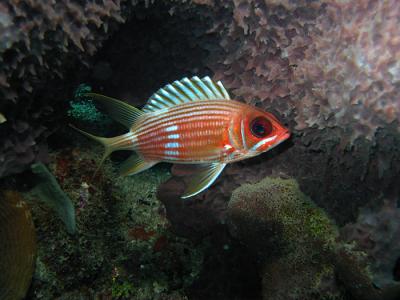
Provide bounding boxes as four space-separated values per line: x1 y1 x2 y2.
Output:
250 117 272 138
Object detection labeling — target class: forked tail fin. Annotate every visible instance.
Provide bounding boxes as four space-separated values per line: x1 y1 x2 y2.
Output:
69 92 144 173
69 125 136 173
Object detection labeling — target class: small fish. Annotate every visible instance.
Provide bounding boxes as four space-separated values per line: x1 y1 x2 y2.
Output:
72 76 290 198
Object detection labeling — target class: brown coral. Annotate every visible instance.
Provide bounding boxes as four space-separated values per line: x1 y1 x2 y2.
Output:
0 0 128 178
0 0 126 104
207 0 400 144
0 191 36 300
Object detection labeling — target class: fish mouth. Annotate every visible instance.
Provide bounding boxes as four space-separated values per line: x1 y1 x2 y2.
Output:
268 130 290 150
250 130 291 155
279 131 291 142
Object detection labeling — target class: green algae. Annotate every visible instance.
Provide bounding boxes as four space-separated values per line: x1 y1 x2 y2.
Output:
68 99 106 123
113 163 171 231
111 280 135 299
67 84 111 128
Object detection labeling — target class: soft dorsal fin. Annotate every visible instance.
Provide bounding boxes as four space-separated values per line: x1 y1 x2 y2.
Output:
86 93 144 129
142 76 231 113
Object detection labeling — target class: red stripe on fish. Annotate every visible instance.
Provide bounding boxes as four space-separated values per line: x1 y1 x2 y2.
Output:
135 104 231 162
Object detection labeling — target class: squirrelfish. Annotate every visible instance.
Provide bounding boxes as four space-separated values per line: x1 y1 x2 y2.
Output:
73 76 290 198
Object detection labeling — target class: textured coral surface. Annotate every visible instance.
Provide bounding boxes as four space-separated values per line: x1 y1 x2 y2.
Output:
23 144 206 299
227 176 383 300
1 0 400 298
157 0 400 233
0 191 36 300
0 0 127 178
2 0 399 208
227 177 339 300
209 0 400 144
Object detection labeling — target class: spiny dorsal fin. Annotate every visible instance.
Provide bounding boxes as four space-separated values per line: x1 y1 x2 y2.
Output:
181 163 226 199
86 93 144 129
142 76 231 113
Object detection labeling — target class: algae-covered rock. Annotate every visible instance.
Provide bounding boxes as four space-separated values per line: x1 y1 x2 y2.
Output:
227 177 340 299
226 176 389 300
30 162 76 234
228 177 337 258
0 191 36 300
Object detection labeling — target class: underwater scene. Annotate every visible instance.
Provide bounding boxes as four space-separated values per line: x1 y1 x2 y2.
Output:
1 1 400 299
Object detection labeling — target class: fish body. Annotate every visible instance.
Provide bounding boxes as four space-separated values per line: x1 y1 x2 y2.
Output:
72 76 290 198
132 100 289 164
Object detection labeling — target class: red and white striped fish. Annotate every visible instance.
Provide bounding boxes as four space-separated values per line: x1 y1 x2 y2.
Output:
73 76 290 198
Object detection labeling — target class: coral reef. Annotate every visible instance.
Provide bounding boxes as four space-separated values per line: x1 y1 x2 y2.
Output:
3 0 398 225
226 176 396 300
341 198 400 288
205 0 400 144
25 143 206 299
227 176 342 299
0 120 49 179
0 0 215 179
153 0 400 237
0 0 128 178
1 0 400 298
0 0 125 102
0 191 36 300
0 0 398 201
30 162 76 234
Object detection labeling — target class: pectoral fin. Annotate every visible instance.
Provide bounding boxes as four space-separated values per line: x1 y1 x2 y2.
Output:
181 163 226 199
119 154 157 176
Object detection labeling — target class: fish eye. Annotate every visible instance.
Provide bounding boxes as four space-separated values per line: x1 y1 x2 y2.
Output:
250 116 272 138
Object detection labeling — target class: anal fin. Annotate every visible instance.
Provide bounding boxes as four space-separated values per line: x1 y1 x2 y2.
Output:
119 154 157 176
181 163 226 199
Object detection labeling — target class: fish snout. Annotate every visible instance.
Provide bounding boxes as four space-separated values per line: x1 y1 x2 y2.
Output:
279 130 291 142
